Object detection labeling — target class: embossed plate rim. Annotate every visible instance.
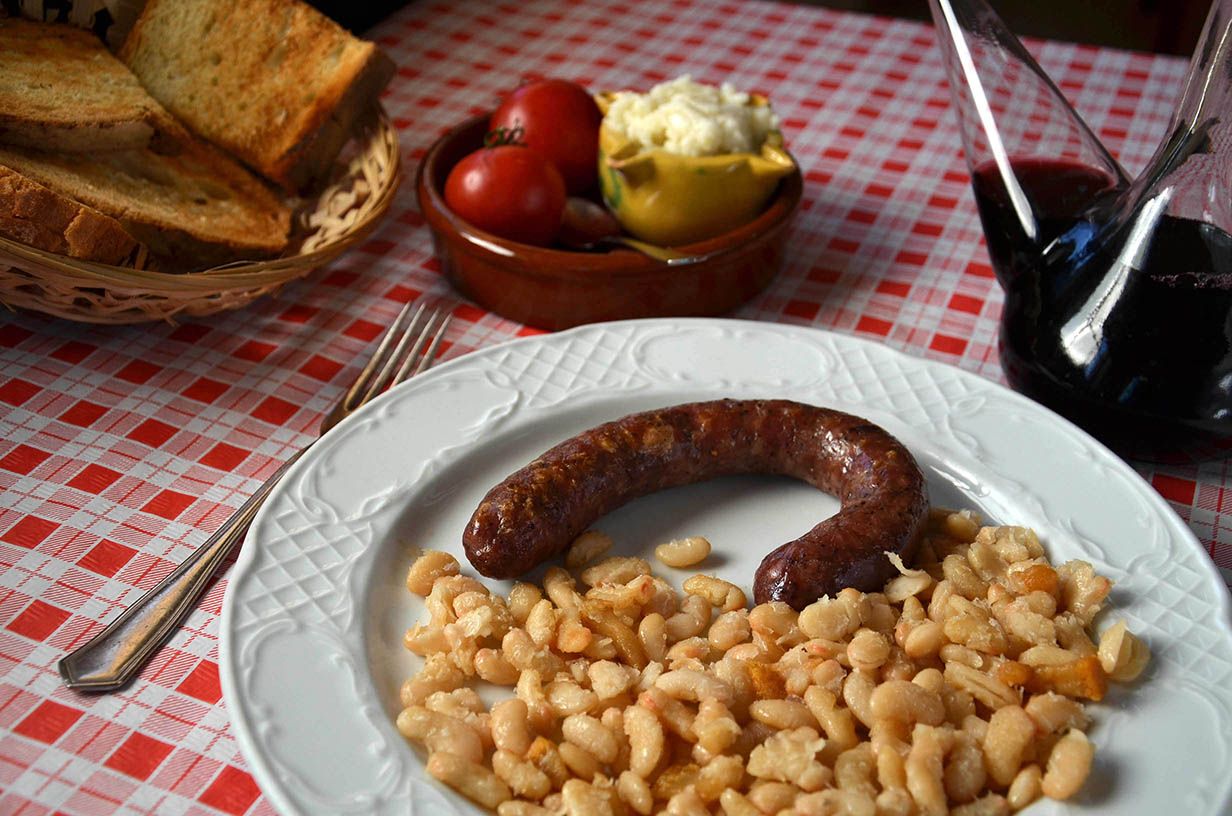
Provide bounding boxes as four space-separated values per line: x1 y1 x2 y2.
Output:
220 317 1232 816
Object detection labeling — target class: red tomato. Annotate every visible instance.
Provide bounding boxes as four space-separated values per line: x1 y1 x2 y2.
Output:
444 145 566 246
491 79 602 195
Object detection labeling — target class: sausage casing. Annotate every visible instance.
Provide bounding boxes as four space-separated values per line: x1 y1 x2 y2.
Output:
462 399 929 609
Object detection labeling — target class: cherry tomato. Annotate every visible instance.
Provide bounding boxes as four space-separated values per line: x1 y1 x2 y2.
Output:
444 145 566 246
491 79 602 195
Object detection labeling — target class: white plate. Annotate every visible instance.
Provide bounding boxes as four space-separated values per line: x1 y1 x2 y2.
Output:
220 318 1232 816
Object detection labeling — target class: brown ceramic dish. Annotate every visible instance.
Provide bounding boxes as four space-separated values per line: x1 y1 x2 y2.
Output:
416 115 802 331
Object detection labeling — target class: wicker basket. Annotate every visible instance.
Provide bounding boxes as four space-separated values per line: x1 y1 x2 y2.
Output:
0 106 401 324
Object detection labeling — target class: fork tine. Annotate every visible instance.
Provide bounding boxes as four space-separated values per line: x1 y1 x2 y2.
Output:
342 300 424 413
389 310 448 388
412 313 451 377
355 303 432 406
389 311 450 388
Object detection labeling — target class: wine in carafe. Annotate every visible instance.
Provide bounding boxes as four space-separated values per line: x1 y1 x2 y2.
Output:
930 0 1232 444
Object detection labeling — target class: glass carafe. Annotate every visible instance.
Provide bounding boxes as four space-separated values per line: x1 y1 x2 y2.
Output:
929 0 1232 446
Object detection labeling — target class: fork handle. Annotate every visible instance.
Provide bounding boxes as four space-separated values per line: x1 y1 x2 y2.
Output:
58 449 306 692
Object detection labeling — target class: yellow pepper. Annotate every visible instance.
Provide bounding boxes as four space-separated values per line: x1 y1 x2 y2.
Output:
596 92 795 247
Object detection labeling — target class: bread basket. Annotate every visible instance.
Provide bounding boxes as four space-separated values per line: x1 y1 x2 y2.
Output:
0 106 401 325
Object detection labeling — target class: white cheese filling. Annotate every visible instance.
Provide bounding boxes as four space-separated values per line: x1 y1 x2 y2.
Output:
603 75 778 157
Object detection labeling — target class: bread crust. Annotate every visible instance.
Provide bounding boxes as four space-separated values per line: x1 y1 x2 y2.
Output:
119 0 395 192
0 17 169 153
0 142 290 270
0 165 141 265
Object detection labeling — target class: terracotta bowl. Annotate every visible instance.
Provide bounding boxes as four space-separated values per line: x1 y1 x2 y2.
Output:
416 115 802 331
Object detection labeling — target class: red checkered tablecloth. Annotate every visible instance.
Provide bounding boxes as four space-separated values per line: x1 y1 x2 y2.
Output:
1 1 1229 813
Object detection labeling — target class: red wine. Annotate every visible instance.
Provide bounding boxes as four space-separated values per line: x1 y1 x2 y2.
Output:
972 158 1232 442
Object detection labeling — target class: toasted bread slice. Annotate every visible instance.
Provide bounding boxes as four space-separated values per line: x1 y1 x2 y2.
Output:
0 165 142 265
0 17 171 153
0 141 291 270
120 0 395 193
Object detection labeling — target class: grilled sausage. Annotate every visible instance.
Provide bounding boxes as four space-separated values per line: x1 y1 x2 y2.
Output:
462 399 929 609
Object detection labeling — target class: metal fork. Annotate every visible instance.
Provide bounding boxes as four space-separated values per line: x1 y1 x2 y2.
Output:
59 302 451 693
